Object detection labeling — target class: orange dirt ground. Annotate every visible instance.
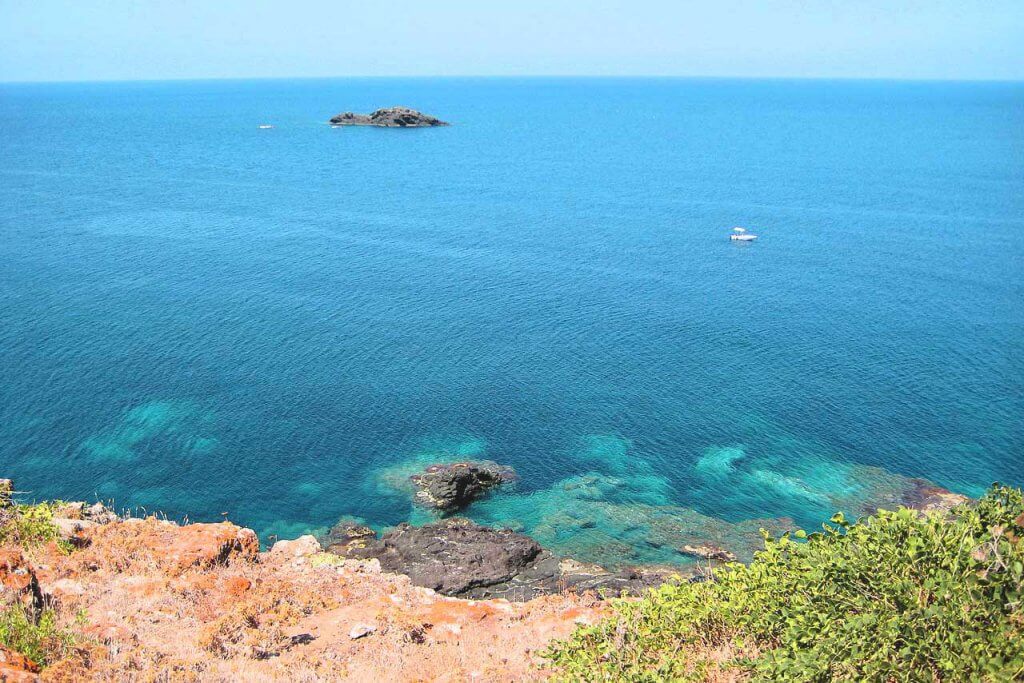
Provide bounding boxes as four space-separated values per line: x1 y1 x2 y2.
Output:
2 517 605 682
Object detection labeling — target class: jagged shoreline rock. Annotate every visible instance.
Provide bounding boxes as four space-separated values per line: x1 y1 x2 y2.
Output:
1 474 977 607
322 521 380 559
323 517 674 600
410 461 515 511
329 106 449 128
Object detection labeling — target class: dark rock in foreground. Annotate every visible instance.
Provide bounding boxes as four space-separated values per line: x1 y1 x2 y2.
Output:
329 106 449 127
322 521 380 560
378 518 542 596
411 461 516 511
324 517 676 600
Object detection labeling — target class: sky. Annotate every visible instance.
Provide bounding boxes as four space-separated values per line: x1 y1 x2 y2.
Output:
0 0 1021 82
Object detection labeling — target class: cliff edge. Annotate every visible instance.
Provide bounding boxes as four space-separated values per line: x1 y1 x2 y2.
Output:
0 484 601 681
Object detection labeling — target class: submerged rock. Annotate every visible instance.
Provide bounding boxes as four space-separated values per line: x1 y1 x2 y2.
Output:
323 522 380 559
861 478 972 518
899 479 971 515
329 106 449 127
410 461 515 511
324 517 677 600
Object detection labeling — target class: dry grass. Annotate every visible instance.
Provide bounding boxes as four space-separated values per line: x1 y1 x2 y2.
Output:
6 520 607 682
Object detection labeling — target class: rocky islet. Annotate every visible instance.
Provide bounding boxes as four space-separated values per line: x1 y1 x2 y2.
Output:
409 460 516 511
328 106 449 127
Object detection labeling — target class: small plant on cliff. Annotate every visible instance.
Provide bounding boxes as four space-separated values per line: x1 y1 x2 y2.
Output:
0 500 65 548
0 605 77 666
544 484 1024 682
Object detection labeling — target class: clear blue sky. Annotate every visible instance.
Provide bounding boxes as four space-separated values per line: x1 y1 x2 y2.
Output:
1 0 1021 82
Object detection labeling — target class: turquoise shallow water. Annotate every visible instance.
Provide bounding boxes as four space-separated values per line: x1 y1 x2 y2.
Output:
1 77 1022 566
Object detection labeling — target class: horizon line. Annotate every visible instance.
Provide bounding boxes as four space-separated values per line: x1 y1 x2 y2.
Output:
2 73 1023 87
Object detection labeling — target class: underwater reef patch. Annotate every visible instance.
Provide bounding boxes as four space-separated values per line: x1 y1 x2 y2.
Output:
79 400 218 462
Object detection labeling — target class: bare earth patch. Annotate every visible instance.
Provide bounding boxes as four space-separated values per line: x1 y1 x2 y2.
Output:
10 517 603 681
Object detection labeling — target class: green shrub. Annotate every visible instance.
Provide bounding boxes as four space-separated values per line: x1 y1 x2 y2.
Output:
0 605 76 666
0 500 66 548
545 484 1024 682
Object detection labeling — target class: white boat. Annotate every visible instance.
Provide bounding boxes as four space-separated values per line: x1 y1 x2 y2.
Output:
730 227 757 241
258 124 274 129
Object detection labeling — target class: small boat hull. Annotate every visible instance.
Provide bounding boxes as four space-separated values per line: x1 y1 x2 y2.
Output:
730 234 757 241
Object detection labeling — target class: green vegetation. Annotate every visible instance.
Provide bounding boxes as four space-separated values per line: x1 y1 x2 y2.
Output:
545 484 1024 682
0 495 79 668
309 552 348 568
0 500 66 549
0 606 77 666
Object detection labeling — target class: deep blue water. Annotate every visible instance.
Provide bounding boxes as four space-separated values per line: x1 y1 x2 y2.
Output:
2 78 1022 565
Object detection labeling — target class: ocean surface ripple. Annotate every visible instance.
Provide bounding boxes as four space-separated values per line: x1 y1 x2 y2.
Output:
1 77 1022 564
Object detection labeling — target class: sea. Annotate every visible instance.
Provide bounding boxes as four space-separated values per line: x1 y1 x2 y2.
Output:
1 77 1022 566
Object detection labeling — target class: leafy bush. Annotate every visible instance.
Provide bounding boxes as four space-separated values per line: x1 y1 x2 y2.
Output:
545 484 1024 682
0 500 65 548
0 606 77 666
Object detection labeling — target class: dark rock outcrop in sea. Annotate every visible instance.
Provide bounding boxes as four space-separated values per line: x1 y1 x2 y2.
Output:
410 461 516 511
324 517 675 600
329 106 449 127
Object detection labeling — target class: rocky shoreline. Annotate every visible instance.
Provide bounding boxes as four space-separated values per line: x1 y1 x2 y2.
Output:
316 473 970 601
3 471 972 605
323 517 673 601
0 473 974 679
